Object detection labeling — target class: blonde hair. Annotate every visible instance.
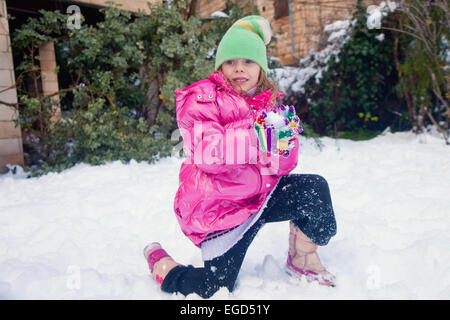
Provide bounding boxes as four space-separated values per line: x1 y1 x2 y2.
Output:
255 68 279 103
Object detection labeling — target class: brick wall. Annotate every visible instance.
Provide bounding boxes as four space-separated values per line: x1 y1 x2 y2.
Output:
198 0 383 65
0 0 23 173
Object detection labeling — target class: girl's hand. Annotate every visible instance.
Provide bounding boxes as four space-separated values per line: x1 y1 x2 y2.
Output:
254 105 303 158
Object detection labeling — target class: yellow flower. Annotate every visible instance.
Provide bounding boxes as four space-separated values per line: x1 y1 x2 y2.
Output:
358 112 365 118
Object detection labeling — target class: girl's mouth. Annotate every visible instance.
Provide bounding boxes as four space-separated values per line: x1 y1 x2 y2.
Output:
232 77 248 83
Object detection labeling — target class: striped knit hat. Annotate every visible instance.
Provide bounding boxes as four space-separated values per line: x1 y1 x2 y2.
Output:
215 15 272 74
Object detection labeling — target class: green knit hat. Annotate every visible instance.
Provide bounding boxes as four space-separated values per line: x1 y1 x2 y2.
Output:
215 15 272 74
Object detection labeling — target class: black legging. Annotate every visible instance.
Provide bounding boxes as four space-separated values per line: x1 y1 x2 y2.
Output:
161 174 337 298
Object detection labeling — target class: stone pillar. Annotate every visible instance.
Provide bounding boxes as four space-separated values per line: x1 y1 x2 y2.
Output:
0 0 24 173
39 41 61 123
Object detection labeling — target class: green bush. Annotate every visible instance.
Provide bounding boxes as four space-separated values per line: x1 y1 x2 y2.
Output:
292 0 399 138
41 97 172 173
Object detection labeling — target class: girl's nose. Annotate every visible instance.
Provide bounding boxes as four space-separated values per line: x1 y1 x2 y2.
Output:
234 60 244 72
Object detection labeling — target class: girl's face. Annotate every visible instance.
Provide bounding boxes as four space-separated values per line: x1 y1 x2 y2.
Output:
221 58 261 93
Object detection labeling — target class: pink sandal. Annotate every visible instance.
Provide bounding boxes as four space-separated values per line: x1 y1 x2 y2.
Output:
286 254 336 287
143 242 172 286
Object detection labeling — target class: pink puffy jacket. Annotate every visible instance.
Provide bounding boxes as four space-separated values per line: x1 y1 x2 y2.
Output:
173 72 299 247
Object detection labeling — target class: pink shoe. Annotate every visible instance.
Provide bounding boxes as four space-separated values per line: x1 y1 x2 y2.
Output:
143 242 172 286
286 254 336 287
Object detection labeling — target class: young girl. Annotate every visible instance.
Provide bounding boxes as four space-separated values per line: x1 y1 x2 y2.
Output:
144 16 337 298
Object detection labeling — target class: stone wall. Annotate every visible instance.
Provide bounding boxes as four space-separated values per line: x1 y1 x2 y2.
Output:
0 0 23 173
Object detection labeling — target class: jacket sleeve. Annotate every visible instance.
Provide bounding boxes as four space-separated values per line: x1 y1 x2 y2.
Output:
176 89 262 175
256 135 299 177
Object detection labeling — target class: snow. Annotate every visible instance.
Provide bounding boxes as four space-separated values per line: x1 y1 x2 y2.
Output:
1 130 450 299
366 1 399 30
211 11 229 18
323 20 351 33
376 33 385 42
327 29 348 43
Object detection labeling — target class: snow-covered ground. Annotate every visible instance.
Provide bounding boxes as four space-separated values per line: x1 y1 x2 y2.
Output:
1 130 449 300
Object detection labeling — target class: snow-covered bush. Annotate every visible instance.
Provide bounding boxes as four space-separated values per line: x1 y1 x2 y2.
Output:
270 0 400 138
270 0 449 142
270 19 353 97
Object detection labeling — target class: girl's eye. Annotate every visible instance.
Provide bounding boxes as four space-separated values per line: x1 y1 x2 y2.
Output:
245 60 254 64
225 60 234 65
